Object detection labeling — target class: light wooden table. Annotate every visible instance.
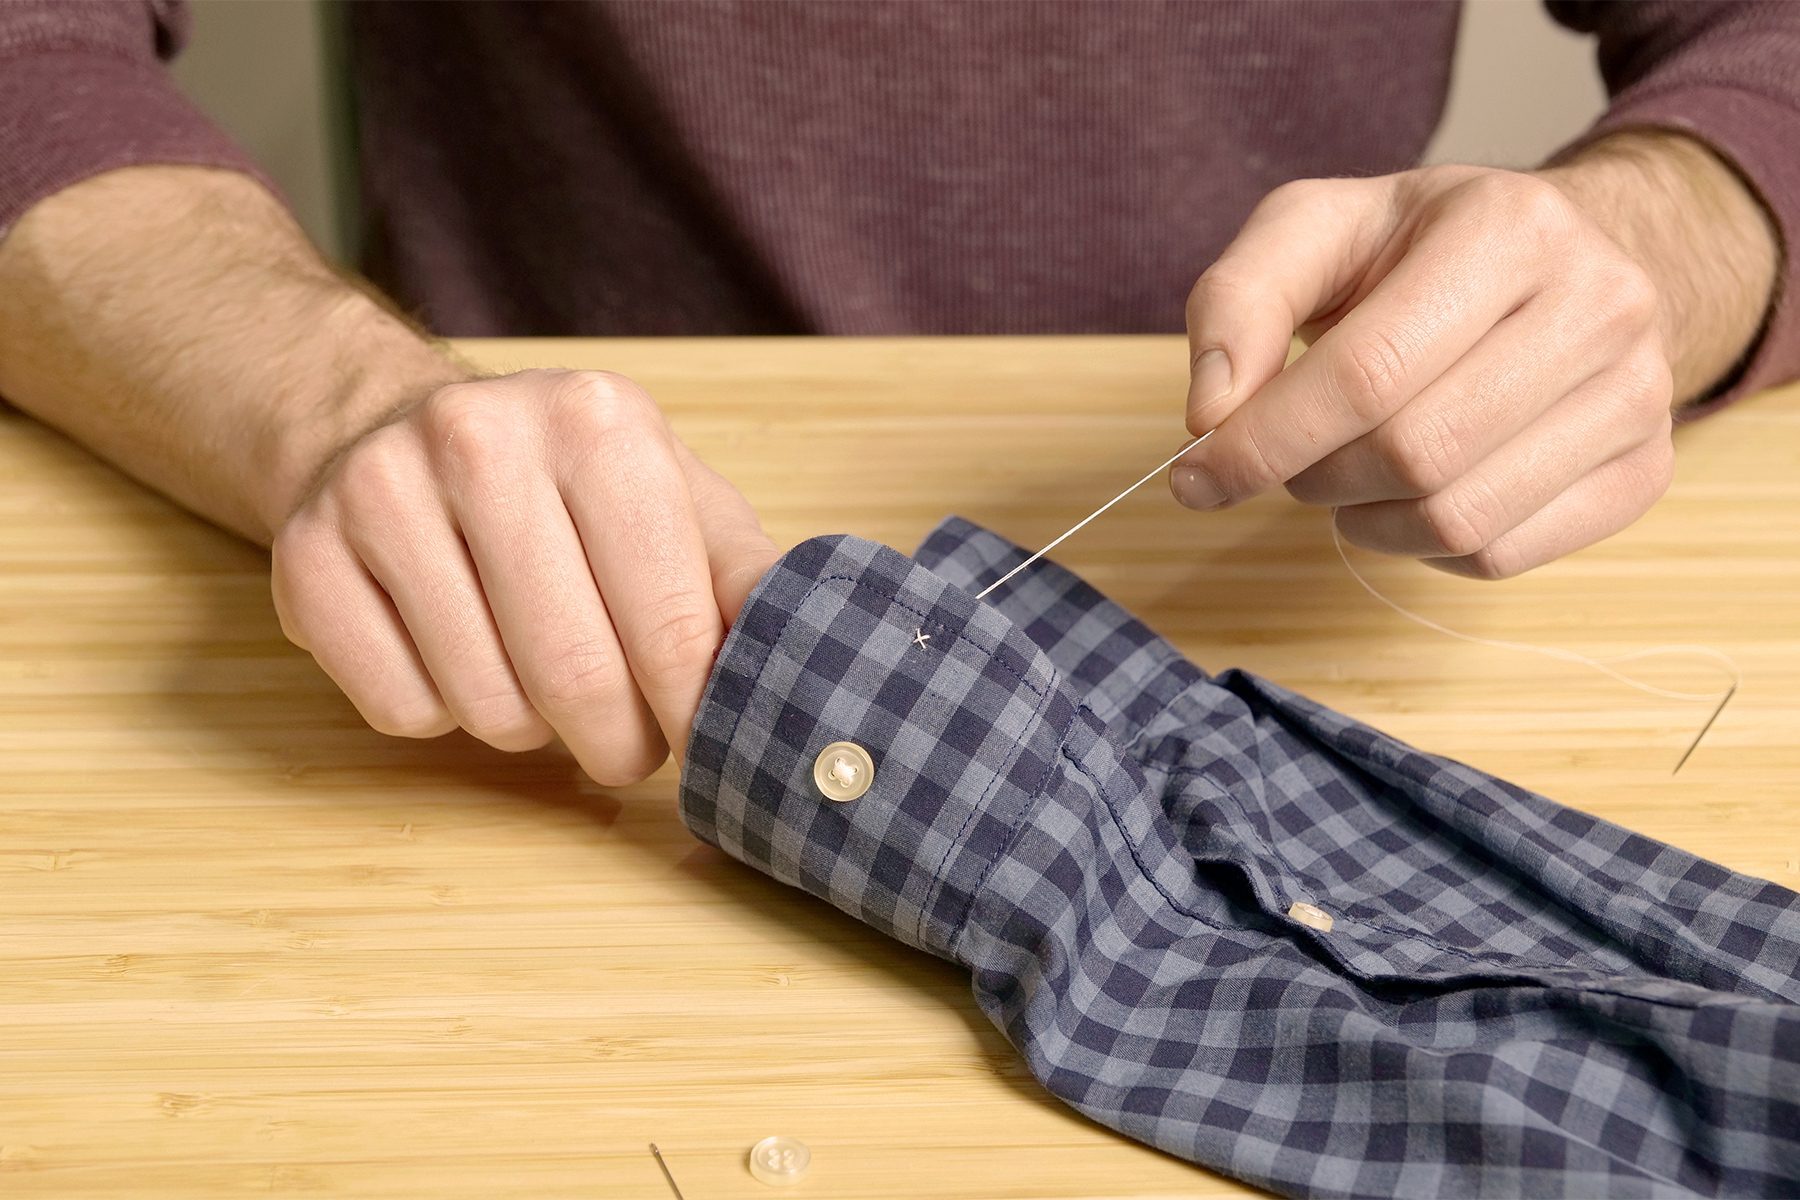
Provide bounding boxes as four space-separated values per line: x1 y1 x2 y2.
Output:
2 337 1796 1199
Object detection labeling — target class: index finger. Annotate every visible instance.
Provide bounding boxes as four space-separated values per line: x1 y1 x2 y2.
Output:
1176 195 1542 507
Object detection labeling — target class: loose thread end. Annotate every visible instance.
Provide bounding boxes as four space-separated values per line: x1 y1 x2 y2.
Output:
1329 511 1740 768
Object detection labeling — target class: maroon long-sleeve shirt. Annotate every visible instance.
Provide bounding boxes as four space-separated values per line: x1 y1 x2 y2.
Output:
1 1 1796 402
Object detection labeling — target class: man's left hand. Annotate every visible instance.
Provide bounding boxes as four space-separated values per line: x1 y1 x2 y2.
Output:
1174 136 1777 578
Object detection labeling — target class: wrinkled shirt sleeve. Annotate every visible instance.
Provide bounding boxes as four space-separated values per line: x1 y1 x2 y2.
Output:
0 1 269 239
1548 0 1800 412
681 517 1800 1199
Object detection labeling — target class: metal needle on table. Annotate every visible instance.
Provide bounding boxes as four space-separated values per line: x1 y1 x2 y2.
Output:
976 431 1212 601
1672 682 1736 775
650 1143 686 1199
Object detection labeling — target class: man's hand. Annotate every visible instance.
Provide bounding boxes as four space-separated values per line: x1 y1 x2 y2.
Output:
0 169 779 782
1174 133 1778 578
272 369 780 784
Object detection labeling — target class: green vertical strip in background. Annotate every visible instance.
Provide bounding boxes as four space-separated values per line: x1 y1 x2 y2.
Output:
317 0 363 268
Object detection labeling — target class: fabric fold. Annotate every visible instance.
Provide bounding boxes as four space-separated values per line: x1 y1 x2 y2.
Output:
678 531 1078 960
679 517 1800 1198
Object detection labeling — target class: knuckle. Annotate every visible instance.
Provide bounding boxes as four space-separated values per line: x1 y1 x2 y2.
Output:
1595 261 1659 333
553 370 656 428
1228 422 1285 495
1332 328 1413 422
423 387 520 478
630 607 720 687
269 518 307 575
1380 410 1464 495
551 372 668 476
1618 343 1670 396
419 380 481 425
1412 163 1465 189
455 689 554 752
268 517 361 651
531 641 626 714
1617 353 1675 429
1186 267 1250 319
1420 482 1501 559
269 534 327 645
1262 177 1332 216
333 427 419 510
1484 173 1577 240
270 514 330 587
420 383 481 436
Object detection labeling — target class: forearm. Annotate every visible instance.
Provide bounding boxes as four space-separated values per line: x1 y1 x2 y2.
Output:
0 165 467 543
1538 131 1780 406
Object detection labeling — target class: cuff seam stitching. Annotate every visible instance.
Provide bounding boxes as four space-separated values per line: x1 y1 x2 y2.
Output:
944 680 1077 957
696 561 1058 953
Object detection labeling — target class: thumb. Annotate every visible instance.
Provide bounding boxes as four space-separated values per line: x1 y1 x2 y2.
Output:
1184 177 1398 435
677 444 782 627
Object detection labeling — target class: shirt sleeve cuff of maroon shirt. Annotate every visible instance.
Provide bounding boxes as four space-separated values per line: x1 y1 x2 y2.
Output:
1563 84 1800 420
0 45 276 239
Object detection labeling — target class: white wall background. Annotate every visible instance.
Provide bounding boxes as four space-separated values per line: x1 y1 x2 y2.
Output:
168 0 343 254
168 0 1609 265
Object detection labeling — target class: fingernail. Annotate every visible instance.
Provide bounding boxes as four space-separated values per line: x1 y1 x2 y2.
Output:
1171 466 1226 511
1189 348 1233 420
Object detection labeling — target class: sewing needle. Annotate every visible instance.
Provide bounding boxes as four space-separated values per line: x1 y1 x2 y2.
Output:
1671 681 1735 775
650 1143 686 1200
976 431 1211 600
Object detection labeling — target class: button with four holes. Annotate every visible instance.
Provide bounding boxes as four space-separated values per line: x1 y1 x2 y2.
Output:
812 741 874 802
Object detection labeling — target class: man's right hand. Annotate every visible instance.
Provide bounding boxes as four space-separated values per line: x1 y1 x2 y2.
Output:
271 368 780 785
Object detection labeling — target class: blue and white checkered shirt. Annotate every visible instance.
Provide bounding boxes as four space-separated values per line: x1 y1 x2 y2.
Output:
680 517 1800 1198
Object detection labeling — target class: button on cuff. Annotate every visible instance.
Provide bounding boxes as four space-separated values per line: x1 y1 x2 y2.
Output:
813 741 874 802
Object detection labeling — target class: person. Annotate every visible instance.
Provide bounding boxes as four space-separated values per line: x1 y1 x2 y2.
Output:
0 2 1791 789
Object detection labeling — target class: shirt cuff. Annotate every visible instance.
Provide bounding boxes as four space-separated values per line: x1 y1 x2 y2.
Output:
678 533 1079 961
0 46 273 238
1566 83 1800 416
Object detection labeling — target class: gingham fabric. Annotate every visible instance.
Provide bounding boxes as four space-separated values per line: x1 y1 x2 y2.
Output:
679 516 1800 1198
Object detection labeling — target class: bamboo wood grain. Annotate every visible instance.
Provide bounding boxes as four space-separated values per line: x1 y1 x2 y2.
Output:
2 336 1796 1198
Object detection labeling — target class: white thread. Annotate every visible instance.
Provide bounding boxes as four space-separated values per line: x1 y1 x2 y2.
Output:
1329 511 1740 704
977 431 1211 600
975 433 1740 765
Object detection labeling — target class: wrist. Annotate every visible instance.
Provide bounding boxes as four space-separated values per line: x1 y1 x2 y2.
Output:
0 166 474 546
1536 131 1779 404
251 289 470 537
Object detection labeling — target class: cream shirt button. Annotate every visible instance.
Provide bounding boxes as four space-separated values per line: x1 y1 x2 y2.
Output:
748 1134 810 1186
1288 901 1334 933
812 741 874 802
